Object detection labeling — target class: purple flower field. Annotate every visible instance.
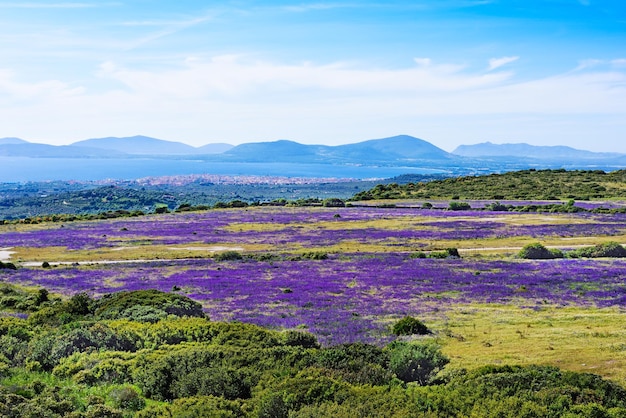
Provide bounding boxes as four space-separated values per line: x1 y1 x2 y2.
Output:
2 254 626 345
2 206 626 345
1 207 625 250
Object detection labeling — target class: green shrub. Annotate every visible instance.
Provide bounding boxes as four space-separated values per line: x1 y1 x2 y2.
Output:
448 201 471 211
109 386 145 411
95 290 205 320
568 242 626 258
518 242 563 260
387 341 449 385
214 251 244 261
427 248 460 259
282 330 319 349
392 316 430 336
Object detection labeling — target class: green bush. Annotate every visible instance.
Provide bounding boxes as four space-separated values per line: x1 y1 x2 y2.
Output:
392 316 430 336
214 251 244 261
95 290 205 320
568 242 626 258
387 341 449 385
448 201 471 211
518 242 563 260
109 386 145 411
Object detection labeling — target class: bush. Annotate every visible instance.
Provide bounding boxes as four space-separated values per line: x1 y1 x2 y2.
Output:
392 316 430 336
427 248 460 259
0 261 17 270
95 290 205 320
448 201 471 211
387 341 449 385
518 242 563 260
109 386 145 411
214 251 244 262
568 242 626 258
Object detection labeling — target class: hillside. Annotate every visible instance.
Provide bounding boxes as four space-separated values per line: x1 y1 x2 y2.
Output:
454 142 623 161
72 135 201 155
0 137 28 145
352 169 626 201
224 135 455 164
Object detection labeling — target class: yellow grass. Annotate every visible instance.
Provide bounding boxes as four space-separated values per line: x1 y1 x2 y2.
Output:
428 304 626 386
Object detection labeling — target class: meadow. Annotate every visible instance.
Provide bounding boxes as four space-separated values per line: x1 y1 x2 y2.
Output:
2 203 626 390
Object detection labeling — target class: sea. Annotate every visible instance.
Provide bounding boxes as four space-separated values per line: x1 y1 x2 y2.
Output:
0 157 447 182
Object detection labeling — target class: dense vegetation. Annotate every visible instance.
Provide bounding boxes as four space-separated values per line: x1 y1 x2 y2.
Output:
0 285 622 417
0 177 401 221
353 169 626 201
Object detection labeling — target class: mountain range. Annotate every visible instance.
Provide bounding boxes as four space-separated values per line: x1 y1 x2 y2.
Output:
1 135 625 173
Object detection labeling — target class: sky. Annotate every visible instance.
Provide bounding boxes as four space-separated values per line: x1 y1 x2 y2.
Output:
0 1 625 152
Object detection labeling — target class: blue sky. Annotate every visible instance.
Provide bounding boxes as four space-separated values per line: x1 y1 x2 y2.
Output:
0 1 625 152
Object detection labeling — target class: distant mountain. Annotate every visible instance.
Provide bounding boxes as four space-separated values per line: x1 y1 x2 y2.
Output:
196 143 234 154
225 140 327 162
453 142 623 160
0 137 29 145
0 143 126 158
332 135 452 161
72 135 199 155
224 135 455 164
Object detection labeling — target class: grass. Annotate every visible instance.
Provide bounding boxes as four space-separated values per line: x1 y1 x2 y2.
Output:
432 304 626 385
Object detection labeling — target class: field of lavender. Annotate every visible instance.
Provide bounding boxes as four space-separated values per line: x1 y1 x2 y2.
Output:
2 205 626 382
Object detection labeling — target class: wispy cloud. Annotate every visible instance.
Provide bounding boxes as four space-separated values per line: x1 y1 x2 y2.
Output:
122 15 214 51
488 56 519 71
0 69 83 101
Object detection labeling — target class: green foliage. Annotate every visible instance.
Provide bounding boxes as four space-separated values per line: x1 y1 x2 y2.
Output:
0 286 626 416
282 330 319 349
214 251 244 261
137 395 245 418
352 169 626 202
94 290 205 320
428 248 461 259
322 198 346 207
255 371 353 418
109 385 145 411
568 242 626 258
448 201 472 211
392 316 430 336
518 242 563 260
27 322 136 371
387 341 449 385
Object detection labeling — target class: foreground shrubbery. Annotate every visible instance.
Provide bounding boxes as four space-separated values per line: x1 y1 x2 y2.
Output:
0 286 624 417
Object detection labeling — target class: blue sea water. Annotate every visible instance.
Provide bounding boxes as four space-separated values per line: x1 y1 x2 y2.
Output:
0 157 445 182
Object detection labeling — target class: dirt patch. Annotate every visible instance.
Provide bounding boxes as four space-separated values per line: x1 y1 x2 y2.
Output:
0 247 14 262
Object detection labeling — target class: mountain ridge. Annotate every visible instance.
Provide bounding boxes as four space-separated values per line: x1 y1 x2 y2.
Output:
453 142 622 160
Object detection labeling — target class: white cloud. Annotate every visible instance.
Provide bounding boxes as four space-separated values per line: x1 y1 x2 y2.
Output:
0 69 83 101
0 57 625 148
487 56 519 71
